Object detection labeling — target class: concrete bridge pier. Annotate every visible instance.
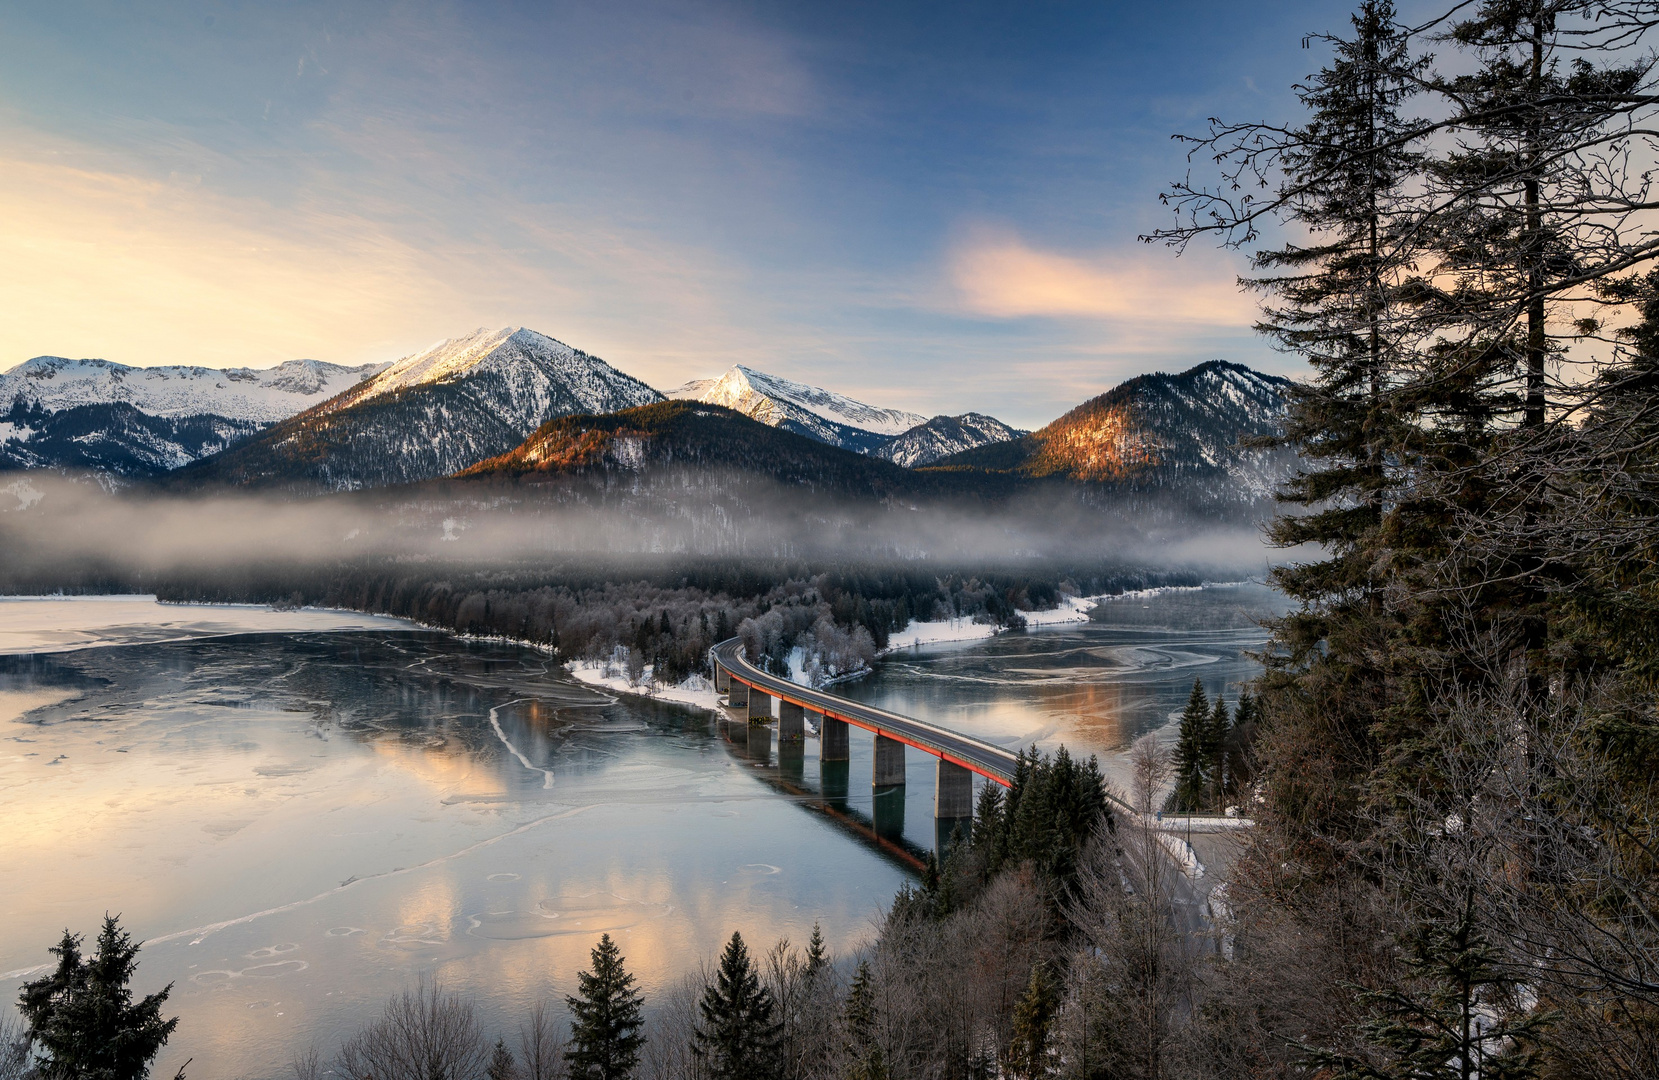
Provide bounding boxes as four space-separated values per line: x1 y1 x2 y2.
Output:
935 759 975 856
728 679 749 708
935 760 974 818
819 715 849 762
778 700 805 743
748 687 774 724
873 733 906 788
713 662 730 693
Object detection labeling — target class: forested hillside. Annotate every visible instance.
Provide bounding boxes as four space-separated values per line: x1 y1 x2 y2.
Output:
0 399 262 476
459 400 1023 499
145 558 1191 686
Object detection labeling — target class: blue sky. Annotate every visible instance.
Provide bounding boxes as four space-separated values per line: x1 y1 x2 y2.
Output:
0 0 1347 427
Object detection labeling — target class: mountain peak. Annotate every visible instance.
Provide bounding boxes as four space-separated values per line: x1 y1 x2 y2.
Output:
668 364 928 452
176 326 662 489
928 359 1295 501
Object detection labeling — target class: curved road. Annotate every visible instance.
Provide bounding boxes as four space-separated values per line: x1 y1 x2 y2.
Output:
711 637 1024 785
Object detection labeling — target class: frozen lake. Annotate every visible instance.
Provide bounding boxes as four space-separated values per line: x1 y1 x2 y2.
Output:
0 585 1283 1077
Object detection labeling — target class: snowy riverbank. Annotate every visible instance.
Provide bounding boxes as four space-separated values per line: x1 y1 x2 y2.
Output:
880 592 1105 652
564 658 726 714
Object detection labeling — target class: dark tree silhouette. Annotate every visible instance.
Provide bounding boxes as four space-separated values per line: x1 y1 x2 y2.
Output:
693 932 782 1080
17 915 180 1080
565 934 646 1080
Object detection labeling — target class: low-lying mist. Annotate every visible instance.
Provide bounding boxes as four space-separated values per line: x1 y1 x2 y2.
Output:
0 469 1282 588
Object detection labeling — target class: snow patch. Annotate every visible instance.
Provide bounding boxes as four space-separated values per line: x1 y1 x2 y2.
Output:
0 477 44 511
882 594 1105 652
565 658 724 714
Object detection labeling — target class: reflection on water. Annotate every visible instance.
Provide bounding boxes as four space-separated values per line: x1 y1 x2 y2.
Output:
838 582 1288 791
0 632 908 1080
0 584 1284 1078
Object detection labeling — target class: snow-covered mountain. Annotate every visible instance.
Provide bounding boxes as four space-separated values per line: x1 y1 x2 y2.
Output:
669 366 928 454
934 361 1296 504
0 356 384 423
873 413 1025 468
178 327 663 489
324 327 659 431
0 356 384 477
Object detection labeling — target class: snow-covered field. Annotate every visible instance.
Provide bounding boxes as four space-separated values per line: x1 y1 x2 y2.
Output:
0 595 411 655
881 592 1104 652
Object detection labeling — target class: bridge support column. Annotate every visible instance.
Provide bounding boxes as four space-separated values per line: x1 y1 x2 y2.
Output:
819 715 848 762
748 687 773 724
935 760 974 819
713 662 729 693
778 700 805 743
728 679 748 708
873 734 906 788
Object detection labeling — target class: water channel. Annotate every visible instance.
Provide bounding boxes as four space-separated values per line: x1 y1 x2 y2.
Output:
0 582 1284 1078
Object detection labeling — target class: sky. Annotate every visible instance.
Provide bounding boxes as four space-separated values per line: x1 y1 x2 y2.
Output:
0 0 1352 428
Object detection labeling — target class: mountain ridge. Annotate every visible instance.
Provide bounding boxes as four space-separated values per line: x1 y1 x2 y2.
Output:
928 360 1294 502
875 413 1027 468
171 327 662 489
0 355 386 477
668 365 929 454
0 355 384 423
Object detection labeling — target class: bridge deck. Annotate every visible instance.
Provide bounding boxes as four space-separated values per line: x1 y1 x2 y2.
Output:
710 638 1021 785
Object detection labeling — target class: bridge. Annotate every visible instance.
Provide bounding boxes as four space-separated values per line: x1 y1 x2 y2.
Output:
709 638 1247 842
710 637 1116 835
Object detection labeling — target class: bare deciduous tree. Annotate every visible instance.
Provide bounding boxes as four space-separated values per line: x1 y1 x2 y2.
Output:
518 1000 567 1080
335 982 490 1080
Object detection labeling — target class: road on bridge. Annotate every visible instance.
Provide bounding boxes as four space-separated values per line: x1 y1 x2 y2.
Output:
710 638 1023 786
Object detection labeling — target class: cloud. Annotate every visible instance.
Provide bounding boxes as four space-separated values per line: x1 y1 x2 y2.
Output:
0 120 761 379
947 227 1256 326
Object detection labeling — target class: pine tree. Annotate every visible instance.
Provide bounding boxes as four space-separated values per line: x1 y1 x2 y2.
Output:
565 933 646 1080
803 923 827 983
1206 695 1232 808
843 961 886 1080
1007 963 1059 1079
693 932 782 1080
1304 901 1548 1079
488 1038 519 1080
1169 679 1210 812
17 915 180 1080
1225 690 1258 802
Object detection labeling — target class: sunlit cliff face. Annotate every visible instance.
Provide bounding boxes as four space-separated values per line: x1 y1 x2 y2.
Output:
1027 401 1162 483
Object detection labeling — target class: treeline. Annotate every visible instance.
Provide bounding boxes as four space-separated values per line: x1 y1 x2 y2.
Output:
1166 678 1257 814
144 558 1197 685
